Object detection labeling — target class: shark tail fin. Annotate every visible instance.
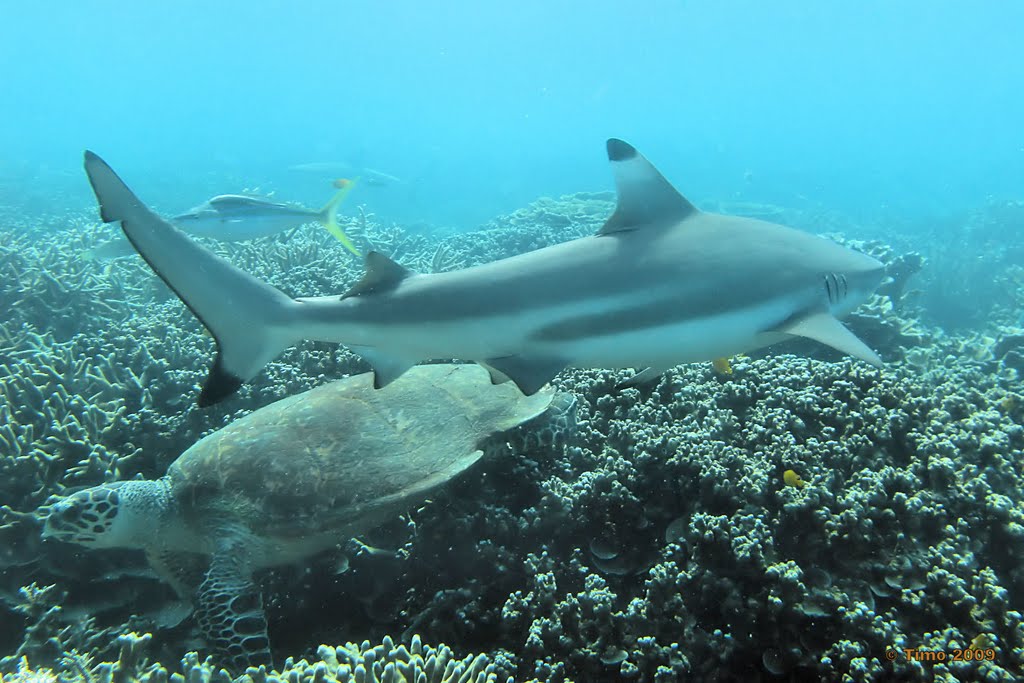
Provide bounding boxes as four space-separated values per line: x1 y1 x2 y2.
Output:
318 179 360 255
83 151 299 406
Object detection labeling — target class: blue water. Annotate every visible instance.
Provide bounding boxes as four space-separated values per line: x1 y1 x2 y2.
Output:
2 1 1022 229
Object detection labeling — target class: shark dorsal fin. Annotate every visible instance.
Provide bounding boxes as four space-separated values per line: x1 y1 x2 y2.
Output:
598 139 698 236
342 251 413 299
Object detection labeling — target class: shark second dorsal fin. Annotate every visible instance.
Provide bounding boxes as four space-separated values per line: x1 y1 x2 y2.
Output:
342 251 413 299
599 139 698 236
349 345 417 388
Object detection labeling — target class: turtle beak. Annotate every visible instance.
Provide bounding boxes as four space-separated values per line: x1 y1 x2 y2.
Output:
41 499 77 538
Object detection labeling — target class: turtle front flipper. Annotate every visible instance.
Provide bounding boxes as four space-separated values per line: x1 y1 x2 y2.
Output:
195 545 272 671
147 550 208 600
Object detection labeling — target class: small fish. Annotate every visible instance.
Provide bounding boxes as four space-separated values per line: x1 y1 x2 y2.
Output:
360 168 403 187
83 237 139 262
783 469 805 488
290 162 403 187
712 357 733 375
172 184 359 254
288 161 352 174
970 633 993 650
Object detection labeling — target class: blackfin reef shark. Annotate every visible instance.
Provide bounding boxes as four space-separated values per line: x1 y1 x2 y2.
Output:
83 139 886 407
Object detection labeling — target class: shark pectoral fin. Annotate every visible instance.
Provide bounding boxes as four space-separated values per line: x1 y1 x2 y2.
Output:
615 366 666 390
483 355 566 395
598 139 698 235
342 251 414 299
350 345 418 388
776 312 883 367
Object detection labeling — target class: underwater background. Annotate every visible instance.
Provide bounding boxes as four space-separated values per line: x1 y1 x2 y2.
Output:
2 1 1024 682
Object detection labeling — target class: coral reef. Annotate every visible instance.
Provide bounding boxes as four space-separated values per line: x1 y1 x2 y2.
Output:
2 192 1022 682
6 632 507 683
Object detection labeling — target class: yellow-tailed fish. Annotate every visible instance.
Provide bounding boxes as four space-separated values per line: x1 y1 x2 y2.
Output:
170 184 359 255
320 178 359 255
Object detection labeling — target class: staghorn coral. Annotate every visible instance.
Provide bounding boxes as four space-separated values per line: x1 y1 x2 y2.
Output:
290 635 510 683
4 193 1022 682
5 632 511 683
475 353 1024 681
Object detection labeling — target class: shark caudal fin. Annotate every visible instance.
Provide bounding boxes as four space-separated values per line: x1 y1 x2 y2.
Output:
83 151 299 406
318 179 360 255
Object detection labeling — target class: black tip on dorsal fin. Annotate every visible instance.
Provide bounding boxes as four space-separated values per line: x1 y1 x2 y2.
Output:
606 138 638 162
342 251 414 299
599 138 698 236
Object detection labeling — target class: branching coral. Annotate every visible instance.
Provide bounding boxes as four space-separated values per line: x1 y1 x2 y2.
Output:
4 193 1021 682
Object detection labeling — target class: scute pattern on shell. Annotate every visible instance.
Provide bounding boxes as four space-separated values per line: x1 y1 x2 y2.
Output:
167 364 554 538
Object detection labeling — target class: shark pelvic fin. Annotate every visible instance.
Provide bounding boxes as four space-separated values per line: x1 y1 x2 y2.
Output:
615 366 666 390
483 355 566 395
598 139 698 236
775 312 883 367
479 362 514 385
343 251 413 299
350 345 418 388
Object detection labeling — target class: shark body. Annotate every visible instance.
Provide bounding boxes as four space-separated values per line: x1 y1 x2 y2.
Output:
84 139 885 406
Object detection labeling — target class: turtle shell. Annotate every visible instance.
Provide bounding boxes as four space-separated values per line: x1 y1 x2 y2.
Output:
167 364 553 540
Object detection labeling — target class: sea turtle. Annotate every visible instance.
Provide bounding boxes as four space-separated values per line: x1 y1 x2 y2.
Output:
43 364 572 670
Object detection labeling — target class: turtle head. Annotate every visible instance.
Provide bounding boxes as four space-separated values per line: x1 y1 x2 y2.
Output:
42 480 162 549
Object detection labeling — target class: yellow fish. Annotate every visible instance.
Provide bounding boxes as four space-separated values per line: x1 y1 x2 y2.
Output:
712 357 733 375
783 469 805 488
